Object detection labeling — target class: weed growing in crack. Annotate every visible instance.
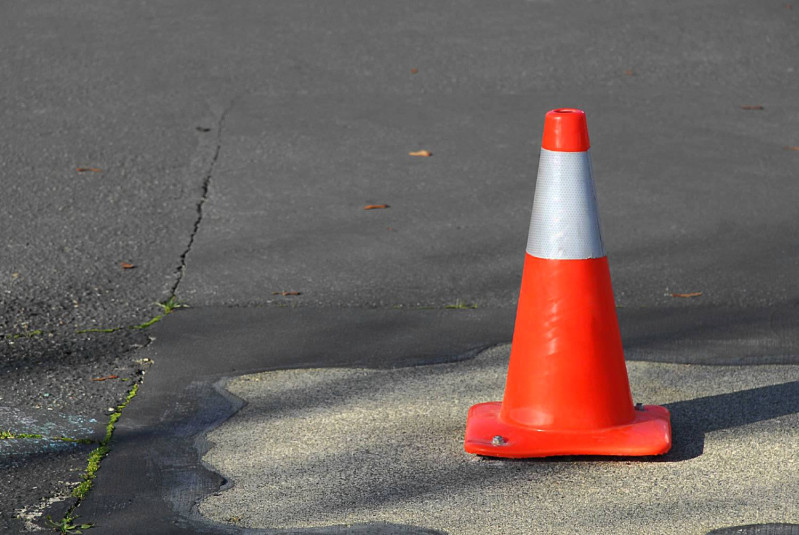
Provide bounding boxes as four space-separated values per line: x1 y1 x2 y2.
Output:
71 445 110 500
0 430 44 440
0 329 48 341
0 430 95 445
72 383 139 500
75 327 121 334
157 295 188 315
444 299 478 310
45 514 92 534
76 296 188 334
61 381 140 534
11 330 44 339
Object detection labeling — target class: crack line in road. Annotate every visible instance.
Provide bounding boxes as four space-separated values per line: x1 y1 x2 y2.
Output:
170 98 240 298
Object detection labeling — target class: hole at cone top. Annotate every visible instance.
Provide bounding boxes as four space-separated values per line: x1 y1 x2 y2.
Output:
553 108 579 114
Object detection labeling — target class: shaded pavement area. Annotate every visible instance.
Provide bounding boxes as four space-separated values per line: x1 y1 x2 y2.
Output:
199 346 798 533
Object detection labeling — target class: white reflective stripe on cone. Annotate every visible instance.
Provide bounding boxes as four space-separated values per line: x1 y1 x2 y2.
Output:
526 148 606 260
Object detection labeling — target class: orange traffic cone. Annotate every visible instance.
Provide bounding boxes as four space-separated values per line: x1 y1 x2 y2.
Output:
464 108 672 458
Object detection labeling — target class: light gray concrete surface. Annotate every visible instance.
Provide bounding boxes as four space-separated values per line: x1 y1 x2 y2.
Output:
199 345 799 534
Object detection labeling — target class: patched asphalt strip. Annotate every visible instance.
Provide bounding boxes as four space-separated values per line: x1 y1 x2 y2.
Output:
73 306 514 534
198 345 798 534
74 306 798 534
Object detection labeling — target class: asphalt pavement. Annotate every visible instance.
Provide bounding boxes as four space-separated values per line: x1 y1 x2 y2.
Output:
1 0 797 533
199 346 798 534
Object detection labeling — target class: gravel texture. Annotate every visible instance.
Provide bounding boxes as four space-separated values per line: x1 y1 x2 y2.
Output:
199 345 799 534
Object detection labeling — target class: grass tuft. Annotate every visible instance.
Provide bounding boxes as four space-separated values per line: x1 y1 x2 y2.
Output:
444 299 478 310
45 513 92 534
158 295 188 314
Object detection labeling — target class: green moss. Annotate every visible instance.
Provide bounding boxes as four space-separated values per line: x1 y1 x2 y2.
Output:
75 327 121 334
1 430 98 448
70 478 93 502
71 382 139 501
0 430 44 440
75 296 187 334
130 314 164 330
8 297 189 338
1 429 100 446
444 299 478 310
11 329 44 339
122 383 139 405
86 445 110 475
0 329 47 339
71 446 108 500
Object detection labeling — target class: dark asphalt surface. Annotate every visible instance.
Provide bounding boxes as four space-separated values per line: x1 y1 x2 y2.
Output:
0 0 797 532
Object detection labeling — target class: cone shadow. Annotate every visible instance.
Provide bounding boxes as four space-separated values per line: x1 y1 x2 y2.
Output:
661 380 799 462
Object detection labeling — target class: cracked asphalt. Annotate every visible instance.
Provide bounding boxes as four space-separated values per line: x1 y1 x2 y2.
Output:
1 0 797 533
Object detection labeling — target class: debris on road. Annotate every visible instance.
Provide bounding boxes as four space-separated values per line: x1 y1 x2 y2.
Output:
363 204 389 210
669 291 703 298
408 150 432 157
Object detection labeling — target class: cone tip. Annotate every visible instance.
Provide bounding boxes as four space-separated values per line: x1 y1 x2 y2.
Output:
541 108 590 152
